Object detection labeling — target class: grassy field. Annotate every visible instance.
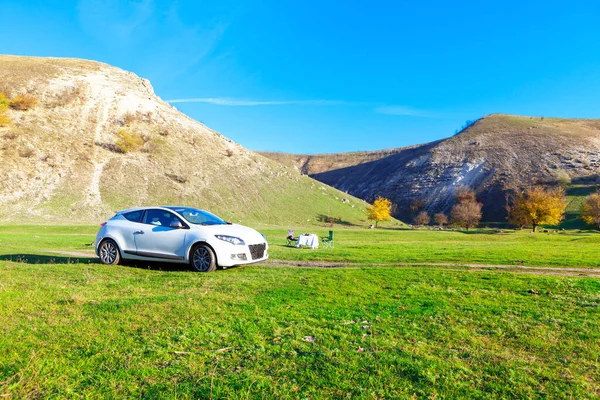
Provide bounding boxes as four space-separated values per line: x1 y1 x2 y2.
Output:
265 227 600 268
1 225 600 398
4 225 600 268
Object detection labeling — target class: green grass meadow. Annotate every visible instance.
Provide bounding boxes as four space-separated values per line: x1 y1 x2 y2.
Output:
1 225 599 398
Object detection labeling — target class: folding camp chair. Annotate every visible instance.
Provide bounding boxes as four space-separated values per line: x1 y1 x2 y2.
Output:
286 230 298 247
321 230 334 248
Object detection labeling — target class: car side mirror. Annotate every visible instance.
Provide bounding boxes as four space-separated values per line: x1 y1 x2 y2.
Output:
170 220 184 229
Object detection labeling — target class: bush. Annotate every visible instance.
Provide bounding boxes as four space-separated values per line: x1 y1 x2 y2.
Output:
554 169 571 187
48 85 85 108
0 93 10 107
122 112 136 126
10 94 38 111
115 128 144 153
0 104 11 126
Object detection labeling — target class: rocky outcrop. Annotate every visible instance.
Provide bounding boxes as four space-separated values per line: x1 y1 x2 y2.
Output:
262 115 600 221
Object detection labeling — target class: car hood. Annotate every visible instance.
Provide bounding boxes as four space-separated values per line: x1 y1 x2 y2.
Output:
192 223 266 245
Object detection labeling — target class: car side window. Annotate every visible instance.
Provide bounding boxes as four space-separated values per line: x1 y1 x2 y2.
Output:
123 210 143 223
143 209 185 228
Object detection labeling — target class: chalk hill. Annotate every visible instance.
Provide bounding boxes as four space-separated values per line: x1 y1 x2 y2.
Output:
262 115 600 221
0 55 372 226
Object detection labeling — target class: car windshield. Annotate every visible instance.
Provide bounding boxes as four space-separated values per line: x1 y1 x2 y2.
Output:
165 207 227 225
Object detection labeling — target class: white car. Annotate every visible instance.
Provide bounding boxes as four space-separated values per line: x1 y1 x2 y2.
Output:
95 206 268 272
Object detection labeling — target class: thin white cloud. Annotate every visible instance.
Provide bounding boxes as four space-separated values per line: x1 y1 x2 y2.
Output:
374 105 437 118
166 98 445 118
166 98 349 106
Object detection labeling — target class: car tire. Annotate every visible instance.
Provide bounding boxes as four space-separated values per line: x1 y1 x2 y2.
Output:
98 239 121 265
190 244 217 272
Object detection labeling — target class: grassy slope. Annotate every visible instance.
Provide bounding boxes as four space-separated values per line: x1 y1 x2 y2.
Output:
561 184 600 230
0 55 384 228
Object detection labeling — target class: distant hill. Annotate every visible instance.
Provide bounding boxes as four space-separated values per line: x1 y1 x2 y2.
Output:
0 55 378 227
261 114 600 222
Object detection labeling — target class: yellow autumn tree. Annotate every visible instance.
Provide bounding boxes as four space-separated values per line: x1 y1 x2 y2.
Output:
581 192 600 230
508 186 566 232
366 196 392 228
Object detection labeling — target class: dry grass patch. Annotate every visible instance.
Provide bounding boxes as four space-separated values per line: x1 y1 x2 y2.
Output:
46 84 86 108
115 128 144 153
122 111 136 126
10 94 38 111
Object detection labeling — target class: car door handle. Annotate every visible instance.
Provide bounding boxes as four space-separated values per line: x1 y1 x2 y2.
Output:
134 230 144 235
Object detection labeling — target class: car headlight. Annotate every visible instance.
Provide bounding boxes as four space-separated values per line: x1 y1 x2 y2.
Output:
215 235 245 245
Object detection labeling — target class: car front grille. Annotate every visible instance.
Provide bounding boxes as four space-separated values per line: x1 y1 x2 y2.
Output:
249 243 266 260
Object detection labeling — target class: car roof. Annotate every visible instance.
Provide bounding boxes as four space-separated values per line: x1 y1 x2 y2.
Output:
116 206 201 214
116 206 181 214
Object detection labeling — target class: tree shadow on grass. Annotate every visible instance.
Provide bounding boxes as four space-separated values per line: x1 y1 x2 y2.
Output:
315 214 359 227
456 229 513 235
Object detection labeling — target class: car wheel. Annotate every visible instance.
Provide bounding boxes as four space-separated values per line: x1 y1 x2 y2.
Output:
190 244 217 272
98 239 121 265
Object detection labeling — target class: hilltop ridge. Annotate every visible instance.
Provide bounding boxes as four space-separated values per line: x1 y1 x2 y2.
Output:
262 114 600 221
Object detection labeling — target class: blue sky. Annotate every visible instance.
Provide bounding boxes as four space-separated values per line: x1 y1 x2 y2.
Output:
2 1 600 153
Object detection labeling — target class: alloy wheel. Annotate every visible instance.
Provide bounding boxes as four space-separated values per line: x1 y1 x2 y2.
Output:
193 247 211 272
100 241 117 264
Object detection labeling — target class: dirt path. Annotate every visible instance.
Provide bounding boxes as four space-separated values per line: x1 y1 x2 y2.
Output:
263 259 600 277
84 94 112 208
